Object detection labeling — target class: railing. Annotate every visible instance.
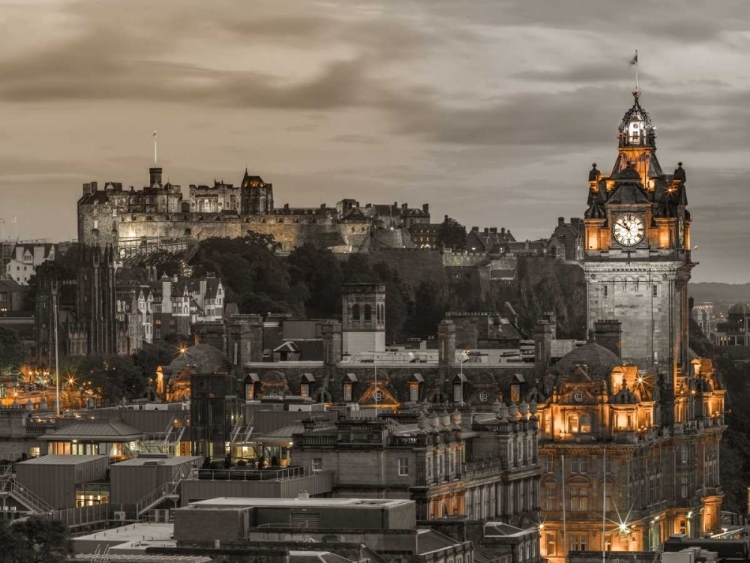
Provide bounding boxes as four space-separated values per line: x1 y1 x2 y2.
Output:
189 466 311 481
6 477 56 514
388 435 422 447
136 471 183 517
295 435 337 447
48 504 111 528
462 458 504 478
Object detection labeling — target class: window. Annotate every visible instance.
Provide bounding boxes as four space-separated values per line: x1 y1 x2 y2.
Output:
568 414 579 433
680 474 689 499
312 458 323 472
364 304 372 322
603 285 608 298
571 456 587 474
352 304 360 321
343 383 352 402
570 487 588 511
398 458 409 476
570 533 588 551
545 457 554 473
580 414 592 433
545 487 556 511
545 533 556 556
653 285 658 297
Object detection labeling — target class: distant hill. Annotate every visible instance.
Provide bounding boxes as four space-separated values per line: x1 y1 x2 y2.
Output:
689 282 750 309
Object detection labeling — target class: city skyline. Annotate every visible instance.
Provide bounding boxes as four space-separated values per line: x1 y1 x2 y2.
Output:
0 1 748 281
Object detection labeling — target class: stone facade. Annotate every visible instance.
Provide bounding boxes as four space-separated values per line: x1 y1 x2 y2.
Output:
342 283 386 356
78 167 431 255
537 90 727 563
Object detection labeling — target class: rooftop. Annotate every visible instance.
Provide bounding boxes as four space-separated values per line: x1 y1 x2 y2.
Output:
114 455 202 467
17 454 107 466
187 497 413 510
40 420 143 441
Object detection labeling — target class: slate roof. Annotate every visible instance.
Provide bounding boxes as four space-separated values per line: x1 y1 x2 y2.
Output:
168 343 231 375
553 341 621 382
40 420 143 441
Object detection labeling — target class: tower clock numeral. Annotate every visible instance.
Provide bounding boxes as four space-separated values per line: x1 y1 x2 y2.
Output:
613 213 645 247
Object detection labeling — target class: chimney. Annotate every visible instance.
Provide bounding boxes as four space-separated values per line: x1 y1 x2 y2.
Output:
423 204 429 214
438 320 456 368
501 227 505 234
558 217 564 226
402 203 408 210
471 226 479 232
533 316 556 378
594 320 623 358
490 227 497 233
149 167 163 187
322 322 342 367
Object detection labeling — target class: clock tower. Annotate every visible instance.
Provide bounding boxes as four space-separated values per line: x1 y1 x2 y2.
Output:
583 91 692 387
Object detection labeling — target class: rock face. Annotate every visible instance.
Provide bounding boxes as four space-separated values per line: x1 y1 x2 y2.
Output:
489 256 587 339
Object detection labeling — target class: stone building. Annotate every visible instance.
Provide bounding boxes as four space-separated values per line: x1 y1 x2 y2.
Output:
342 283 386 356
715 303 750 346
293 407 540 528
4 241 60 285
537 90 727 563
78 166 431 255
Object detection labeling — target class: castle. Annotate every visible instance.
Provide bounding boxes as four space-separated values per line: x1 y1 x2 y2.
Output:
77 166 431 256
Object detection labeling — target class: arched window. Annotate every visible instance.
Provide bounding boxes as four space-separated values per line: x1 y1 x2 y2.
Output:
568 414 580 434
364 304 372 322
580 414 592 433
352 304 360 321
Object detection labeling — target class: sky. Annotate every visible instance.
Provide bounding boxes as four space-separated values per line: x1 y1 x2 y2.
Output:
0 0 748 282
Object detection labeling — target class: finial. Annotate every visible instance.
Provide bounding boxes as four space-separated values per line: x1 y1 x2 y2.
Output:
626 160 633 168
678 162 683 167
587 329 595 343
592 163 597 169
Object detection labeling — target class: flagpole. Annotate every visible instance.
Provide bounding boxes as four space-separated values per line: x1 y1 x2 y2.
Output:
635 50 639 93
153 131 158 165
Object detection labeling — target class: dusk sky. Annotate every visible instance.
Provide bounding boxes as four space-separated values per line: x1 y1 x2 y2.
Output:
0 0 748 282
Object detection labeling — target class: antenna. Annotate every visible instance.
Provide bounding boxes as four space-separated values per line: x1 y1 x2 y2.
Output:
153 131 158 165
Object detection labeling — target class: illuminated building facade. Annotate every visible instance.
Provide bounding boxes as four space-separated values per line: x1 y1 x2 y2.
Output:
538 91 727 563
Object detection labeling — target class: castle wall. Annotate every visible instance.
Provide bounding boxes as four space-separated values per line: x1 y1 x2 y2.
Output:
114 213 345 252
357 249 446 288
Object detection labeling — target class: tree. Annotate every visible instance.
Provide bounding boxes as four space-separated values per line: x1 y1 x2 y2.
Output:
0 516 73 563
189 234 307 316
0 327 23 376
287 243 344 317
132 343 178 382
437 216 467 250
408 280 448 338
77 355 147 406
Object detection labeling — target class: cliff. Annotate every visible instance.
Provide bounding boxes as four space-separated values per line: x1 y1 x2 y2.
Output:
489 256 587 339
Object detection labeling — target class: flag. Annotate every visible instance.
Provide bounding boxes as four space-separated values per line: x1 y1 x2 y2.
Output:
630 52 638 65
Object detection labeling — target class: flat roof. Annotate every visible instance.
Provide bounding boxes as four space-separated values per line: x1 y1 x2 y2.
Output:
72 523 180 555
114 455 202 467
18 454 107 466
187 497 413 510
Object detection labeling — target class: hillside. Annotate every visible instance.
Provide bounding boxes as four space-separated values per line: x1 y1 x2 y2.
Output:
688 282 750 311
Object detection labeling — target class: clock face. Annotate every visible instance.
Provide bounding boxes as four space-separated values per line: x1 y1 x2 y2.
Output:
613 213 645 246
